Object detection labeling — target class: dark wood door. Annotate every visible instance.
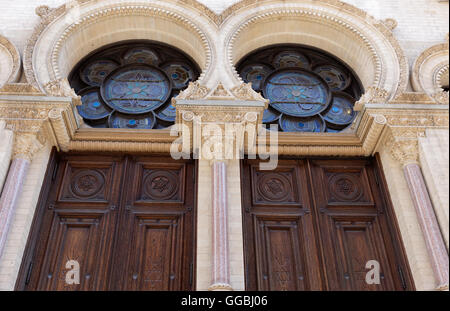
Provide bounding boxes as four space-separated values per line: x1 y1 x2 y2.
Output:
241 157 414 291
16 152 196 291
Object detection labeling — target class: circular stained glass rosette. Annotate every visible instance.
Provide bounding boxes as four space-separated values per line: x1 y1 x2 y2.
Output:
155 101 176 122
322 92 356 126
240 63 273 91
109 112 156 129
77 87 111 120
313 64 351 91
262 107 281 123
162 62 195 89
101 64 172 114
273 51 310 69
80 60 118 86
279 115 325 133
263 69 331 117
123 48 160 66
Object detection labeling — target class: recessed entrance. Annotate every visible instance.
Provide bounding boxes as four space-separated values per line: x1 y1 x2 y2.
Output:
16 152 196 291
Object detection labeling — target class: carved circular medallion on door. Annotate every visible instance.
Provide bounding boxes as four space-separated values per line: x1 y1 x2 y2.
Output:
256 172 293 203
143 170 180 201
70 170 105 198
328 173 363 202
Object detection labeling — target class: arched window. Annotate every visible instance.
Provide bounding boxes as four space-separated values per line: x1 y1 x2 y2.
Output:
69 41 200 129
237 45 363 133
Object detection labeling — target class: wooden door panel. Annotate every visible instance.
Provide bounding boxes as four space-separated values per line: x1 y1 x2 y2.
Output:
242 159 323 291
253 215 308 291
36 212 112 291
122 214 183 291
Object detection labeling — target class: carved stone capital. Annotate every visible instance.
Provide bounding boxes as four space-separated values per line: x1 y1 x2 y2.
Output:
12 132 45 161
385 133 419 166
208 283 233 291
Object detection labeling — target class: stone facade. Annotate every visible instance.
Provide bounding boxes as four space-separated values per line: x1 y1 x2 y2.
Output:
0 0 448 291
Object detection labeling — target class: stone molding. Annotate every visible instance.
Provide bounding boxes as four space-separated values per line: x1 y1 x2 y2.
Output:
0 34 21 88
411 37 449 103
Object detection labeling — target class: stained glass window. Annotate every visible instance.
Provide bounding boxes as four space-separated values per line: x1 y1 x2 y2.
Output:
69 42 200 129
237 46 363 133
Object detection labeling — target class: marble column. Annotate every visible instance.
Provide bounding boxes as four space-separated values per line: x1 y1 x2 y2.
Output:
0 133 42 259
209 160 233 291
403 163 449 290
389 137 449 290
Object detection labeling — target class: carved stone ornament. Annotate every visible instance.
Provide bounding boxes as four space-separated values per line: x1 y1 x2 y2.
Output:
382 18 398 31
35 5 54 18
433 90 449 105
354 87 390 111
13 132 45 161
175 81 210 101
384 132 419 166
43 78 82 105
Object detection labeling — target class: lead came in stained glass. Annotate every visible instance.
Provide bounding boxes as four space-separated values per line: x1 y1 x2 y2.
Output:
123 48 160 66
273 51 310 69
279 115 325 132
109 112 156 129
240 63 273 91
237 45 363 133
70 42 200 129
313 64 351 91
162 62 195 89
264 69 330 117
322 92 356 126
101 64 171 114
80 60 118 86
77 88 111 120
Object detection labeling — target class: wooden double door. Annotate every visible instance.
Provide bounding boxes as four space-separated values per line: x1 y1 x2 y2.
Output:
16 152 196 291
241 157 414 291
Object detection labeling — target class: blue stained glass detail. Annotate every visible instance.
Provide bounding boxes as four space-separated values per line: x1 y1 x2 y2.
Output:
262 107 281 123
155 101 177 122
322 92 356 126
162 62 195 89
123 48 160 66
109 112 156 129
279 114 325 132
273 51 310 69
77 88 111 120
240 63 273 91
80 60 118 86
101 65 171 114
313 64 351 91
264 69 331 117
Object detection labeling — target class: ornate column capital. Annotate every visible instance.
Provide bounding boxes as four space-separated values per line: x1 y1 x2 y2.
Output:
384 133 419 166
12 132 45 161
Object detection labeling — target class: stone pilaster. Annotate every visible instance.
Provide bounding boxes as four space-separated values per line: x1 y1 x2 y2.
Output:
0 132 43 259
387 134 449 290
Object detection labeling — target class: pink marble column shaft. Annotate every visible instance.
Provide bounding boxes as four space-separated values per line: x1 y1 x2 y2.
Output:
210 160 232 290
404 163 449 290
0 158 30 259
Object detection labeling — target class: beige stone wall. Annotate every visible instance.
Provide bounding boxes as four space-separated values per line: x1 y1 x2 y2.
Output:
419 129 449 249
0 121 13 192
0 144 52 291
0 0 448 88
196 159 245 291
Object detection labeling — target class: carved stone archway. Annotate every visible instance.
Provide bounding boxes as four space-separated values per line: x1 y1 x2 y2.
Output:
221 0 408 99
0 34 21 87
23 0 217 93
